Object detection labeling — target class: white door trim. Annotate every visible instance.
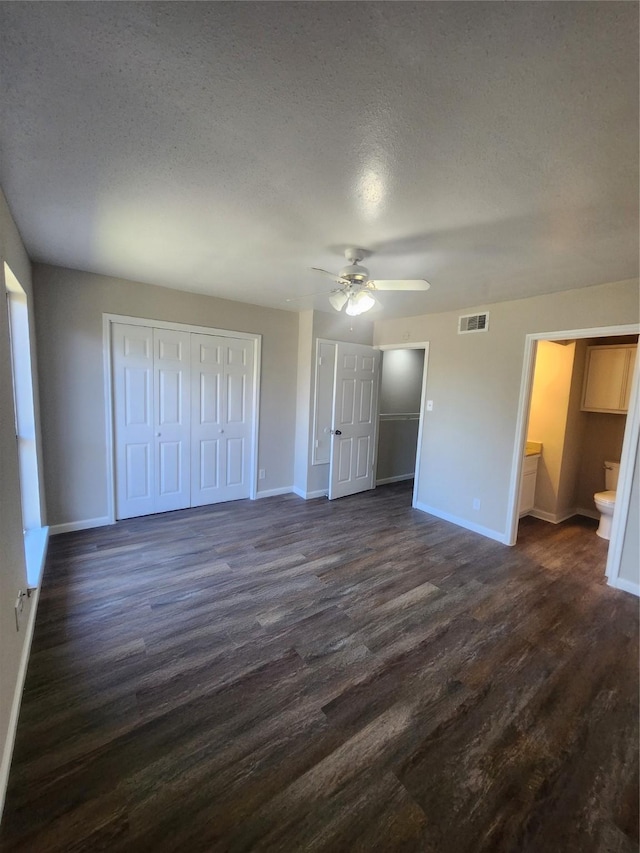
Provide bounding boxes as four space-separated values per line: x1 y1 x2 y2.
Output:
375 341 430 509
606 347 639 589
506 323 639 592
103 313 261 524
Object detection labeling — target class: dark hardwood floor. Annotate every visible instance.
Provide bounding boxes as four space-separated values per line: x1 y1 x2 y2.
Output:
1 482 638 852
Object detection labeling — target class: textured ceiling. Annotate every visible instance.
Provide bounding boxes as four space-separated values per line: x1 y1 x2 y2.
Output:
0 2 638 318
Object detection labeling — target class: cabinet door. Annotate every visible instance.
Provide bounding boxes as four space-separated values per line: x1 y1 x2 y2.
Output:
582 347 629 412
621 347 637 411
518 472 537 516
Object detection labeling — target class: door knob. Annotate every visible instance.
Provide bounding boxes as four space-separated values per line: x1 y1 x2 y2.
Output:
219 429 225 434
156 432 161 437
333 429 342 436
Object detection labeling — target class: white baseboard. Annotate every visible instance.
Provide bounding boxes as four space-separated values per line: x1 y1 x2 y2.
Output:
376 474 414 486
49 516 112 535
527 507 599 524
413 501 508 544
574 507 599 520
255 486 293 499
608 576 640 597
292 487 328 500
527 508 576 524
0 579 42 820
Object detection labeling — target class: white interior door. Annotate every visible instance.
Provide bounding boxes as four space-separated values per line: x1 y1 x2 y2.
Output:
113 323 155 519
191 333 254 506
113 323 191 518
329 342 380 500
153 327 191 514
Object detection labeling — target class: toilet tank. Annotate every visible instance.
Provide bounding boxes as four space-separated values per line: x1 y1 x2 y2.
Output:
604 461 620 490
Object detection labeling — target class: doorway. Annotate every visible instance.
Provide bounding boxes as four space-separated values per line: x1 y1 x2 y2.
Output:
507 323 639 591
376 342 430 508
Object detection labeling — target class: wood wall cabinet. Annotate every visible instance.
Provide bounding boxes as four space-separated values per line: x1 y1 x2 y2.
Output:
581 344 637 414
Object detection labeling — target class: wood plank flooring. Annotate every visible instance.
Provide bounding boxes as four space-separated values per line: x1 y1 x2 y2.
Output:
1 482 638 852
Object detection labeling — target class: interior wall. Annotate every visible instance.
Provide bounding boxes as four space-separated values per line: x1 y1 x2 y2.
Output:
33 264 299 525
373 278 639 542
527 340 577 518
575 413 627 511
556 339 588 518
379 349 424 413
377 349 424 483
0 188 45 810
293 310 314 496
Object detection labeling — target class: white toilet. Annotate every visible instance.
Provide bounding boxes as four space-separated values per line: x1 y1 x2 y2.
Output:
593 461 620 540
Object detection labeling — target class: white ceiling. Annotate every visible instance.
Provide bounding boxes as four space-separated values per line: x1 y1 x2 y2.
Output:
0 2 637 318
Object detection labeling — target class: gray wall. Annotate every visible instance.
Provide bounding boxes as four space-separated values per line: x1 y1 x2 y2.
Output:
0 188 45 804
575 413 626 510
379 349 424 414
556 340 589 518
374 278 639 541
33 264 299 525
527 340 577 518
377 348 424 483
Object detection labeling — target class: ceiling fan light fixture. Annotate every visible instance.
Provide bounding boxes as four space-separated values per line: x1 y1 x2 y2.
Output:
345 289 376 316
313 246 430 315
329 291 348 311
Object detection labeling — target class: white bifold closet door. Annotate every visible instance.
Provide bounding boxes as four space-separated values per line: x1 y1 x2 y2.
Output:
113 324 191 519
112 323 254 520
190 333 254 506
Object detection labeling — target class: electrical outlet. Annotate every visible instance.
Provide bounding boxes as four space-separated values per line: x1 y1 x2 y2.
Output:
14 589 25 631
473 498 481 511
259 469 266 480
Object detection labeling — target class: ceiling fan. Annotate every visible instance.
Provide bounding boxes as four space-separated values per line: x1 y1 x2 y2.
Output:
312 248 430 316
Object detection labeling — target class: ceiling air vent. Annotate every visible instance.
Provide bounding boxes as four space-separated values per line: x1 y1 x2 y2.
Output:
458 312 489 334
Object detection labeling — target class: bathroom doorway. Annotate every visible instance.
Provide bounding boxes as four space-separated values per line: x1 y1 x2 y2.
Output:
507 324 639 592
375 343 429 508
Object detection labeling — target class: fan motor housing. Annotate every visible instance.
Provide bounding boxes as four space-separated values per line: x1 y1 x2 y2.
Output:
339 262 369 282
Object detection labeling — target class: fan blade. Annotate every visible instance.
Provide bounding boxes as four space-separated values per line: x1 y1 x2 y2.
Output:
311 267 349 284
369 279 430 291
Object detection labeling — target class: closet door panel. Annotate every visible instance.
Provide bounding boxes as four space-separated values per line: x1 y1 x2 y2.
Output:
191 334 254 505
191 334 226 506
221 338 254 500
153 328 191 513
113 323 155 519
114 324 255 517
